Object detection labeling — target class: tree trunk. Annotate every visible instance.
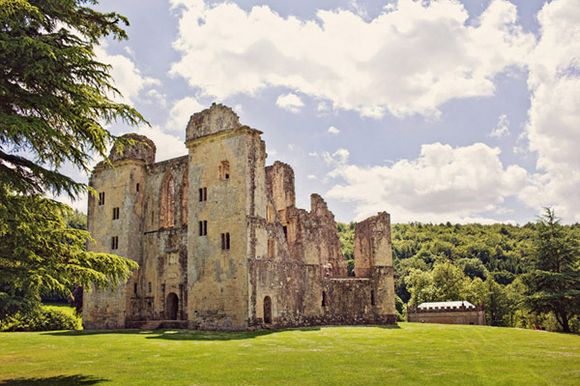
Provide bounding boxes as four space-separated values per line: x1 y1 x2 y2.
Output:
560 312 570 333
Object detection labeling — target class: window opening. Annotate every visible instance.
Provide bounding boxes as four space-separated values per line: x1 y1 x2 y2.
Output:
111 236 119 250
267 238 275 258
199 187 207 202
112 207 120 220
322 291 327 307
221 233 231 250
98 192 105 206
219 160 230 180
199 220 207 236
263 296 272 324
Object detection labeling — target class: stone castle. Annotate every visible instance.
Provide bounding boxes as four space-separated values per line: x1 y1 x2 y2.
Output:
84 103 396 330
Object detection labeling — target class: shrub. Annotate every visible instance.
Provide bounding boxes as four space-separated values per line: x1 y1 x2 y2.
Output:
0 308 79 332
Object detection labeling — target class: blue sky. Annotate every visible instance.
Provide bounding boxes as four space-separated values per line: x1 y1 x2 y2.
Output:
63 0 580 224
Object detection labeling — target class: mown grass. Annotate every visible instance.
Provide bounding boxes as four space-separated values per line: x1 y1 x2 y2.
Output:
0 323 578 385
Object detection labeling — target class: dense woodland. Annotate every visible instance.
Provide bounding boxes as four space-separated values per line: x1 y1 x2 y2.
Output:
338 220 580 332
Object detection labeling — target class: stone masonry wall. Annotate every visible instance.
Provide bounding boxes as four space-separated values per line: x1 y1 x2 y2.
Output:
84 103 396 330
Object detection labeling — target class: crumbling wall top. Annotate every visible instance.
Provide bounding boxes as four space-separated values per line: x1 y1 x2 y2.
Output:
185 103 242 142
108 133 156 164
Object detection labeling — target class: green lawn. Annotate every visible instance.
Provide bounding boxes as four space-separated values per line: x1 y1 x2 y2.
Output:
0 323 578 385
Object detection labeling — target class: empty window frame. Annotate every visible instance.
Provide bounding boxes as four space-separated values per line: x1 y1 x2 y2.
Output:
266 204 275 223
219 160 230 180
136 183 140 192
221 233 231 250
267 238 275 258
112 207 120 220
160 174 176 227
98 192 105 206
198 220 207 236
198 187 207 202
111 236 119 250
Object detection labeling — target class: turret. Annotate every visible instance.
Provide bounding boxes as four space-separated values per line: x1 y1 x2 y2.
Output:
83 133 154 328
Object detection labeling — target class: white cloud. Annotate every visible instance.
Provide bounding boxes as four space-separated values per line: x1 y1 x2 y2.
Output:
164 96 205 132
490 114 510 138
275 93 304 113
307 174 318 180
327 126 340 135
519 0 580 221
137 125 187 162
323 148 350 165
326 143 528 223
94 44 160 105
170 0 534 118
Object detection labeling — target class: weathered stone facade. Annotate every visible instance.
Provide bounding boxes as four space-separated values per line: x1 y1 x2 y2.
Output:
84 103 396 330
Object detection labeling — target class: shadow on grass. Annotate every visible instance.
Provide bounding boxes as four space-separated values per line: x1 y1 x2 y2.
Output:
42 324 399 341
43 326 324 341
0 374 108 385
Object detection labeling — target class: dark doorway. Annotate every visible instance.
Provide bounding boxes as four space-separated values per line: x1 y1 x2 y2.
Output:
263 296 272 324
166 292 179 320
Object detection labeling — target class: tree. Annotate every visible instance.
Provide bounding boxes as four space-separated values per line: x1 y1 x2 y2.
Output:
0 0 146 197
0 0 144 318
431 261 466 301
0 189 137 319
523 209 580 332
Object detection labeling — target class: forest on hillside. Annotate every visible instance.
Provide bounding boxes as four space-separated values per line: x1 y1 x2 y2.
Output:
338 220 580 332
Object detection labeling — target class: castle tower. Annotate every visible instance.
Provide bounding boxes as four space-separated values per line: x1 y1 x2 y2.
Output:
185 104 266 330
83 134 155 329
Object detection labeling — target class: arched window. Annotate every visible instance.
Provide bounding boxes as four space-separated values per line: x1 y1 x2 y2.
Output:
181 172 188 225
219 160 230 180
263 296 272 324
160 173 175 228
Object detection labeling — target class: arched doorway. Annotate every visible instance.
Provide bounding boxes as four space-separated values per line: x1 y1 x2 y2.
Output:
166 292 179 320
263 296 272 324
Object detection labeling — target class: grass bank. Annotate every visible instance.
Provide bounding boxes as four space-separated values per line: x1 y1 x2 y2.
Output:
0 323 578 385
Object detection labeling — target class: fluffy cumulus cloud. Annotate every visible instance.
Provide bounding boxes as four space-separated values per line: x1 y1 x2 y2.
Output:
519 0 580 221
164 96 205 132
94 45 160 105
325 143 528 223
169 0 534 118
275 92 304 113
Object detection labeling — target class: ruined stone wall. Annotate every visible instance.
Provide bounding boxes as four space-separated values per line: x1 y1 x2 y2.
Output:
353 213 397 317
186 125 263 330
135 157 189 321
85 103 397 330
84 157 148 329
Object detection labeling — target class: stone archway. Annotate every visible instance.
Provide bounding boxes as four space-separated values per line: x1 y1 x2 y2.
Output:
263 296 272 324
166 292 179 320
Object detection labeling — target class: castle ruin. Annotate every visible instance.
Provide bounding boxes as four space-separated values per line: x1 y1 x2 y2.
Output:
84 104 396 330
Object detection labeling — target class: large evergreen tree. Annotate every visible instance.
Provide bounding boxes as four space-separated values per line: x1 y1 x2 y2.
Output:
524 209 580 332
0 0 144 319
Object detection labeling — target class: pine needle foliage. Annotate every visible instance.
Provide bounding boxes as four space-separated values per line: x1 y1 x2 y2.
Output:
523 208 580 332
0 0 146 197
0 188 138 319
